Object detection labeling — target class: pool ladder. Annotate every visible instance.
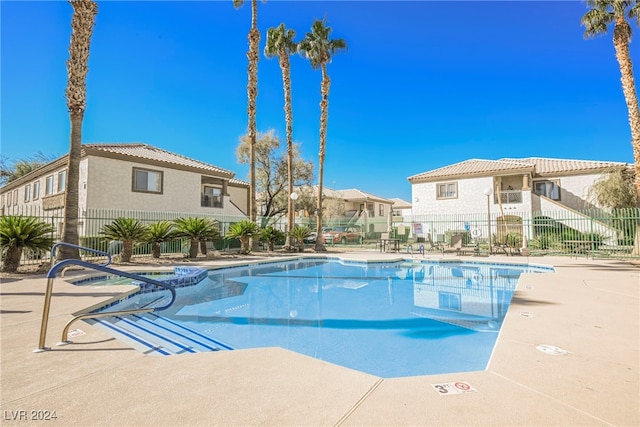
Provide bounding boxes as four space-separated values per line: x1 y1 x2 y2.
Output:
34 242 177 353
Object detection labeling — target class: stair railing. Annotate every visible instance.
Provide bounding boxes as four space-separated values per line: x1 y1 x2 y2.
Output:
34 243 177 352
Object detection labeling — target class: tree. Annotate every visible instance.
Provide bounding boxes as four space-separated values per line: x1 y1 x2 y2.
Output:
0 152 57 186
588 167 638 208
0 216 55 273
236 130 313 225
233 0 262 251
259 226 285 251
58 0 98 261
298 19 347 251
582 0 640 198
226 220 259 254
265 23 298 250
173 217 220 258
289 225 312 252
144 221 176 258
99 217 147 263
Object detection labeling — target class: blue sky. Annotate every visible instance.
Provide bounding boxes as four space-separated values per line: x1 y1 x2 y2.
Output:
1 1 638 202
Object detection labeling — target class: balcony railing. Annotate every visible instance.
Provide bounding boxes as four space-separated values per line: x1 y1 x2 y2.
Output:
499 190 522 204
201 194 223 208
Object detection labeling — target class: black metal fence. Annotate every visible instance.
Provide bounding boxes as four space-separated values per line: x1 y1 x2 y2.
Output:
2 206 639 268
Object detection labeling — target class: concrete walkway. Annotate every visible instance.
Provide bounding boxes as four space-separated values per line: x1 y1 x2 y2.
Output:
1 253 638 426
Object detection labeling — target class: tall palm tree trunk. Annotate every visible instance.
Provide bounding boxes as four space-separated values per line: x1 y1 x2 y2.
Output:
247 0 260 252
613 18 640 255
58 0 97 261
613 18 640 198
315 65 331 251
280 51 295 249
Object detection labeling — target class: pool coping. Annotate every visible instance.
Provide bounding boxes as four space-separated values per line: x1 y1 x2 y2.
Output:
1 252 638 426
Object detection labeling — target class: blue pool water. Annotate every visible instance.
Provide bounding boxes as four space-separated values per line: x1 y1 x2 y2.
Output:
92 258 553 378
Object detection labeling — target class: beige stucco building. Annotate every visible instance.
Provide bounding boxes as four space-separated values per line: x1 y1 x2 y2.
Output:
0 143 249 236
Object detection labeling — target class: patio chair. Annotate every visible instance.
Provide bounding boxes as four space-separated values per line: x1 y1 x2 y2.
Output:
426 233 443 253
442 234 463 255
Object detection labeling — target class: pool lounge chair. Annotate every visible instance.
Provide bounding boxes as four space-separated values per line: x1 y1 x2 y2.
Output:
442 234 463 255
426 233 444 253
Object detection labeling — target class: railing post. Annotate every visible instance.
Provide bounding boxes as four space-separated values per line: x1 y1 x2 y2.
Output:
33 278 56 352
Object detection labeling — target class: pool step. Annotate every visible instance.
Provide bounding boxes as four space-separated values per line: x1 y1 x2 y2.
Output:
91 313 233 356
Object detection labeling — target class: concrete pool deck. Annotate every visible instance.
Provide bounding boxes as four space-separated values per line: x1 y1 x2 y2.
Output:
1 252 638 426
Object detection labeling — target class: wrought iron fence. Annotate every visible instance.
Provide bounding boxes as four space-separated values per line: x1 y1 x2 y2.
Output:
2 206 639 269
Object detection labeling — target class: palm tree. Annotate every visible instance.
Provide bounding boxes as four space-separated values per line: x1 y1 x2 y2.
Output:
259 226 285 251
173 217 220 258
58 0 98 261
99 217 147 263
298 19 347 251
265 23 298 251
290 225 312 252
233 0 261 251
582 0 640 197
0 216 55 273
226 220 259 254
144 221 176 259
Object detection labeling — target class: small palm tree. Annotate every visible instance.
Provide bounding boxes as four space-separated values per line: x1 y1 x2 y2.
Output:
99 217 147 263
265 23 298 250
226 220 259 254
0 216 55 273
290 225 312 252
298 19 347 252
145 221 176 258
173 217 220 259
259 226 285 251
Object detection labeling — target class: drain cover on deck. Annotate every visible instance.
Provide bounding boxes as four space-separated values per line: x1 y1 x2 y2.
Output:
535 344 568 355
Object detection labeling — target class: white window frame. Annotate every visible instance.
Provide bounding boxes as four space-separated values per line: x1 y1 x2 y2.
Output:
379 204 384 216
132 167 163 194
33 181 40 200
436 182 458 200
45 175 54 195
57 170 67 192
24 184 31 202
533 179 560 201
7 192 11 206
13 189 18 206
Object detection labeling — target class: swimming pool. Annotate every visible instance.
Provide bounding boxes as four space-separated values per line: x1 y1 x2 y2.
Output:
87 258 553 378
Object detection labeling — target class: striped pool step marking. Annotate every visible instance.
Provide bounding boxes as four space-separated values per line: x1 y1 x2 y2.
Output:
92 318 171 356
130 313 231 351
145 312 234 350
111 315 201 354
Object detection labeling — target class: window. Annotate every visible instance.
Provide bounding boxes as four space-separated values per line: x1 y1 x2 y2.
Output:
24 184 31 202
57 170 67 192
436 182 458 199
7 192 11 206
132 168 163 193
13 189 18 206
45 175 54 195
379 204 384 216
202 185 223 208
533 180 560 201
367 202 374 217
438 292 461 311
33 181 40 200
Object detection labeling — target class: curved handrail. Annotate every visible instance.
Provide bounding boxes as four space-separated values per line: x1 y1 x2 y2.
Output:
35 255 177 352
50 242 112 266
45 259 176 310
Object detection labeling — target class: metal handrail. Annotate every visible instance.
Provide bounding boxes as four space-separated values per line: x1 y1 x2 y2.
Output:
34 245 177 352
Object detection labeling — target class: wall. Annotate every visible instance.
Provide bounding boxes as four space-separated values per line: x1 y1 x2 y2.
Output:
86 156 246 216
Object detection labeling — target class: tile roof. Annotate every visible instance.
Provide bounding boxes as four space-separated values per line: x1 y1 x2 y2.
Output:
498 157 630 175
408 159 533 182
390 198 412 209
83 143 235 177
408 157 630 182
